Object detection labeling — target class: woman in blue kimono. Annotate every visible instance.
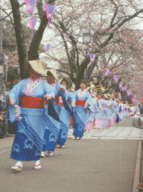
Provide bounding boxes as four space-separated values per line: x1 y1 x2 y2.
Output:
93 97 99 129
94 94 105 129
9 60 53 172
118 101 124 121
106 97 114 128
56 78 73 148
85 88 96 133
73 80 92 139
42 69 61 158
111 99 119 126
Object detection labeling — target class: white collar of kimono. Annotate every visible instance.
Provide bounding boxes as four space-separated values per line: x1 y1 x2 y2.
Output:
78 89 86 98
25 77 42 96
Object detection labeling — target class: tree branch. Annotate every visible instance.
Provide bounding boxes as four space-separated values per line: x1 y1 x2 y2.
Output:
28 13 48 60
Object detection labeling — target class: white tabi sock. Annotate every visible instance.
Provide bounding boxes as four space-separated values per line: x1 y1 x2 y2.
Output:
35 160 41 166
16 161 23 167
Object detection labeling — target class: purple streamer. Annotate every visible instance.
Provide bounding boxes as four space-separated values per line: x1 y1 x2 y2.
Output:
113 74 119 83
45 44 51 52
30 17 37 29
104 69 111 76
25 0 37 15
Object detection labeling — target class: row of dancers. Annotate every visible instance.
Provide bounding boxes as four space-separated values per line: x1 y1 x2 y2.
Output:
85 95 133 132
8 60 134 172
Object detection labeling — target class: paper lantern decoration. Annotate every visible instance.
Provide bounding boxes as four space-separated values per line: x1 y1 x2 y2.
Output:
113 75 119 83
89 53 95 65
25 0 37 15
45 4 55 18
30 17 37 30
45 44 51 52
104 69 111 76
45 4 55 27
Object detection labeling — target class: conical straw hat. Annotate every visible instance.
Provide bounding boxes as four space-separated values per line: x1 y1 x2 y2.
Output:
28 60 47 76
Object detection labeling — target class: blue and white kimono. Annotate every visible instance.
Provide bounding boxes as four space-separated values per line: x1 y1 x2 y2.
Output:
85 98 95 132
118 104 124 121
94 99 105 129
73 90 92 138
56 91 73 147
9 79 52 161
43 83 61 153
93 99 99 128
112 101 119 123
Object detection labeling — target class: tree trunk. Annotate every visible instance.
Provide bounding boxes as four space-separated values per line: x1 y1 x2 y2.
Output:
28 14 48 60
9 0 27 78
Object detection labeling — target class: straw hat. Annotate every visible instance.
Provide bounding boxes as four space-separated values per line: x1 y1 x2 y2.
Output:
95 86 101 90
104 94 108 99
101 87 108 92
59 77 69 87
47 68 57 79
107 93 112 98
94 85 100 88
28 60 47 76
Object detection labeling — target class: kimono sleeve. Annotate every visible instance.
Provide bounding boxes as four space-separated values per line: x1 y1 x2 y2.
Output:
72 91 77 105
86 92 94 112
67 92 74 103
9 80 25 123
9 80 25 104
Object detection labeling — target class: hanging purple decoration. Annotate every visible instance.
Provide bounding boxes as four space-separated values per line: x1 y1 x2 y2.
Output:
104 69 111 76
30 17 37 30
45 4 55 27
45 44 51 52
113 75 119 83
89 53 95 65
25 0 37 15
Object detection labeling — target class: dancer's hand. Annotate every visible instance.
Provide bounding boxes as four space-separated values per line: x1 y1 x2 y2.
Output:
84 103 88 109
14 105 21 118
9 99 15 105
71 102 75 107
45 95 52 100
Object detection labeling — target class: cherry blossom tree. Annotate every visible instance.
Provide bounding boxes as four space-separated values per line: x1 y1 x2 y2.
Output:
45 0 143 89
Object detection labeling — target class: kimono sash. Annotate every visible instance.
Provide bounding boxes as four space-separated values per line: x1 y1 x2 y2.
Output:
20 96 44 109
76 100 86 107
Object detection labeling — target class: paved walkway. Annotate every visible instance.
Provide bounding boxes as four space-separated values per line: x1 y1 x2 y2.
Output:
68 119 143 140
0 139 139 192
0 118 140 192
